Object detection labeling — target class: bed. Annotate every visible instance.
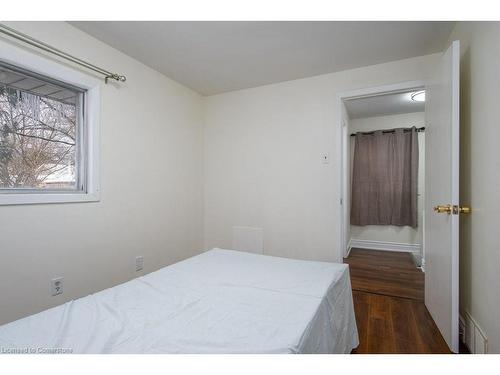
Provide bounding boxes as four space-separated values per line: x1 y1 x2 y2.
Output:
0 249 359 354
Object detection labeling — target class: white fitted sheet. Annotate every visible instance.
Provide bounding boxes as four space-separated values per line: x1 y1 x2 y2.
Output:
0 249 359 354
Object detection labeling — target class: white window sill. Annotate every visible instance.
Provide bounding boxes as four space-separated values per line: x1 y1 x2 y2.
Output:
0 192 100 206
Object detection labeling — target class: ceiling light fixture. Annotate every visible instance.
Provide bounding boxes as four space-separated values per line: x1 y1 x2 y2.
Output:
411 90 425 102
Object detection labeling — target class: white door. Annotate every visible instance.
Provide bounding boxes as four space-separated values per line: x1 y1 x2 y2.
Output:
424 40 461 353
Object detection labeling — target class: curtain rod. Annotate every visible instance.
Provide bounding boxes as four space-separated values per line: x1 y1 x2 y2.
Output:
0 24 126 84
350 126 425 137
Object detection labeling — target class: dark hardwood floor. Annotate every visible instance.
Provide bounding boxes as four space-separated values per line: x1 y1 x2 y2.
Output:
344 248 424 301
345 248 451 353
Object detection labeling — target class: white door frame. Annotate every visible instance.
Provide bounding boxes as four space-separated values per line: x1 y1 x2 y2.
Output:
336 80 425 261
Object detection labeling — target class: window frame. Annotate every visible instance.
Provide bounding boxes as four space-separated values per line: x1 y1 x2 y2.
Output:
0 38 100 205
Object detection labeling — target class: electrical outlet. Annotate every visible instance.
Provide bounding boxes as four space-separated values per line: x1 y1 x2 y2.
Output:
135 256 144 272
51 277 63 296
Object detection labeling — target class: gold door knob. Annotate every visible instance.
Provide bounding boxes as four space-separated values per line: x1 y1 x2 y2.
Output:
434 204 452 214
458 206 471 214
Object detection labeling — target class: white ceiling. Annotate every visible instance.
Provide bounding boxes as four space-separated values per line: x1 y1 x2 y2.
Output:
345 91 425 119
69 21 454 96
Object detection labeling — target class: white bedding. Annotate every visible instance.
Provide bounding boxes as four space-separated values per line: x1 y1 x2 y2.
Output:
0 249 359 354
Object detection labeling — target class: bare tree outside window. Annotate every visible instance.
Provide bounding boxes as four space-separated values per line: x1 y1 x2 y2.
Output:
0 66 81 190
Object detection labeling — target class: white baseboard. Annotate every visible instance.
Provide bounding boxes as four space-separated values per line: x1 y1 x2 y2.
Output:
349 239 421 255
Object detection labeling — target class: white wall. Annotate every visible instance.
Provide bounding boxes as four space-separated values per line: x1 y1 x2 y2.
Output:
0 22 204 325
448 22 500 353
349 112 425 250
203 54 439 263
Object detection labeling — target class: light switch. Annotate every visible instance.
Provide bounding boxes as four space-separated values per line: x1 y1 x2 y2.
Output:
321 153 330 164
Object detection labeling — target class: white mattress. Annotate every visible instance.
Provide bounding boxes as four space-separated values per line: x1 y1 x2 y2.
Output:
0 249 359 354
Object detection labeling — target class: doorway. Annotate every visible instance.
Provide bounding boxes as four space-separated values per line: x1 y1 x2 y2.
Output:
337 84 449 353
338 83 426 269
338 42 461 354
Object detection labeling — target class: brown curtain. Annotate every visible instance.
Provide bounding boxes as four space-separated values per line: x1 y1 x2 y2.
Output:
350 127 418 227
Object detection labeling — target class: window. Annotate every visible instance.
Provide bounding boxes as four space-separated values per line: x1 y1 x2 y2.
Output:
0 41 100 205
0 62 84 191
